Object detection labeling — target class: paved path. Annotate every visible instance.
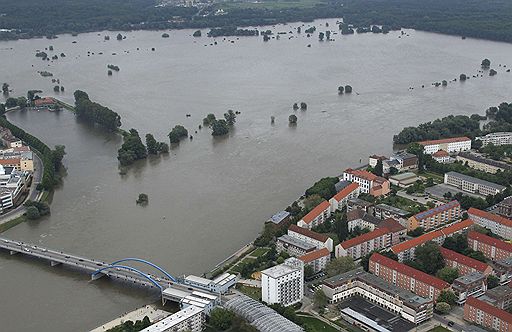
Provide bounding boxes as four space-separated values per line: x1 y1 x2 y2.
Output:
90 304 171 332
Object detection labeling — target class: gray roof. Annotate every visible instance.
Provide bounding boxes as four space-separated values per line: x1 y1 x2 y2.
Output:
453 271 485 287
375 204 410 217
277 235 316 252
269 211 290 224
348 198 374 208
458 152 512 171
445 171 506 191
335 180 353 193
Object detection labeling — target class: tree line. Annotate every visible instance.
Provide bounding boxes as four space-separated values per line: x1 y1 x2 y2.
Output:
73 90 121 131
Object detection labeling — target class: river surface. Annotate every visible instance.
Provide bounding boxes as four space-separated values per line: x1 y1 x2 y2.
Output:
1 19 512 331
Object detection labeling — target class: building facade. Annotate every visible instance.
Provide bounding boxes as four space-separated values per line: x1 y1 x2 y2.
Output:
329 182 360 213
476 132 512 147
440 247 493 276
418 137 471 155
141 306 205 332
457 152 512 174
444 172 506 197
288 224 334 252
406 200 462 231
336 228 389 260
452 272 488 305
468 208 512 240
342 169 391 197
298 248 331 273
297 200 331 229
464 296 512 332
261 258 304 306
276 234 317 257
468 231 512 261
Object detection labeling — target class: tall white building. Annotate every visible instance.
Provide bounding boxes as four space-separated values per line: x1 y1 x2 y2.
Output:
261 258 304 306
418 136 471 155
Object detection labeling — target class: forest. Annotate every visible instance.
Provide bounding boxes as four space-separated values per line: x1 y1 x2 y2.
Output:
0 0 511 43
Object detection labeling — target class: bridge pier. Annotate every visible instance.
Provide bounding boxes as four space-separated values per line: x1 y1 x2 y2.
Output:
50 261 61 267
91 273 105 281
9 250 18 255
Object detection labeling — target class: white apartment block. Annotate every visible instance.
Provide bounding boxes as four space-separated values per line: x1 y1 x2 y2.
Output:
261 258 304 306
288 224 334 252
419 137 471 155
476 132 512 147
299 248 331 273
141 305 205 332
297 200 331 229
444 171 506 197
335 228 389 260
329 182 360 212
468 208 512 240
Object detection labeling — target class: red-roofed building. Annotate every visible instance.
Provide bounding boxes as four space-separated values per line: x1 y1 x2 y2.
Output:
288 224 334 252
335 228 389 260
432 150 451 163
379 218 407 246
369 253 450 301
407 200 461 231
464 296 512 332
34 97 57 109
469 208 512 240
392 219 474 262
297 200 331 230
418 136 471 155
468 231 512 261
299 248 331 273
342 169 390 197
440 247 493 276
329 182 360 212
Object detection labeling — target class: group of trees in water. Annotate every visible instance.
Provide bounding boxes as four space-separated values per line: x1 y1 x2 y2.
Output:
202 110 237 136
2 0 512 43
74 90 121 131
117 129 168 166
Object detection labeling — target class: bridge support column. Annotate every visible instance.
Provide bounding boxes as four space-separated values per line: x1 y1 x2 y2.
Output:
162 297 167 306
9 250 18 255
91 273 105 281
50 261 61 267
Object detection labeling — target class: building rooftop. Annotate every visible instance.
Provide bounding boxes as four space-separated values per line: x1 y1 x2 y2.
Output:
433 150 449 157
347 208 366 221
468 231 512 253
288 224 330 243
335 180 353 193
344 169 379 182
458 152 512 171
348 198 374 208
466 296 512 324
418 136 471 146
370 253 450 290
331 182 359 202
300 200 330 225
277 234 316 252
299 248 330 263
378 218 406 233
414 200 460 221
261 261 301 279
375 204 410 217
453 271 485 286
468 207 512 228
440 247 491 273
141 306 203 332
388 172 417 181
268 211 290 224
339 228 389 249
445 171 506 191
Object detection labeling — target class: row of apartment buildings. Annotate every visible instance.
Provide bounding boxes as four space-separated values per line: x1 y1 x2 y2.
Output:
469 208 512 240
444 171 506 197
406 200 462 231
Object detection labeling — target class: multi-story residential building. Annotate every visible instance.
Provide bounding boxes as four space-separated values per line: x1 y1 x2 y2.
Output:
476 132 512 147
452 272 488 305
336 228 389 260
261 258 304 306
374 203 410 222
392 219 474 262
347 208 381 232
141 305 205 332
468 231 512 261
440 247 493 276
369 253 450 301
369 155 388 168
0 127 22 148
0 146 34 172
444 172 506 197
493 258 512 285
347 198 374 213
297 200 331 229
457 152 512 174
464 296 512 332
495 197 512 218
342 169 391 197
406 200 461 231
288 224 334 252
388 151 419 171
379 218 407 246
479 285 512 310
468 208 512 240
0 187 13 213
418 136 472 155
298 248 331 273
276 234 317 257
432 150 451 163
322 268 433 324
329 182 360 212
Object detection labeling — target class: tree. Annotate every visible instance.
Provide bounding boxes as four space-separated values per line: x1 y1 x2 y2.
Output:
53 85 60 92
288 114 297 124
209 308 234 331
300 102 307 110
117 129 147 166
314 289 328 309
414 241 445 275
435 302 451 314
338 86 344 94
437 290 457 305
305 177 338 200
319 32 324 41
442 234 468 253
407 227 425 237
487 275 500 289
2 82 9 94
203 113 216 127
211 119 230 136
136 193 148 205
436 267 459 283
116 33 123 40
481 58 491 69
373 159 383 176
224 109 236 126
345 85 353 93
490 69 498 76
325 256 356 277
26 206 41 220
158 142 169 153
292 103 299 110
145 134 159 154
16 97 27 108
193 30 201 37
303 194 325 213
460 73 467 81
304 265 315 279
5 97 17 108
467 251 486 262
168 125 188 143
52 145 66 170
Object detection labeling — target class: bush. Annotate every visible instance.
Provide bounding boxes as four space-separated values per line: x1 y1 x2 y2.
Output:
26 206 41 220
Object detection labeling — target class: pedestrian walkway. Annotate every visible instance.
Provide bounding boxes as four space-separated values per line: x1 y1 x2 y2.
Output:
89 305 171 332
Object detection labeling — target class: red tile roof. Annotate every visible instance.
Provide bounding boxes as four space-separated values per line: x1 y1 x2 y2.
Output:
466 296 512 324
468 231 512 253
301 200 330 225
418 136 471 146
339 228 389 249
299 248 330 263
34 97 56 106
468 208 512 228
347 208 366 221
370 252 450 290
288 224 330 243
391 219 473 254
433 150 449 157
379 218 406 233
440 247 491 273
413 200 460 221
0 158 21 165
344 169 378 181
331 182 359 202
13 146 30 152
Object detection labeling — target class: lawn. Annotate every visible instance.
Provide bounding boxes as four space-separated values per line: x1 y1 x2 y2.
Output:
230 257 256 273
218 0 327 10
428 327 452 332
299 315 339 332
250 247 269 258
422 171 445 183
237 284 262 300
